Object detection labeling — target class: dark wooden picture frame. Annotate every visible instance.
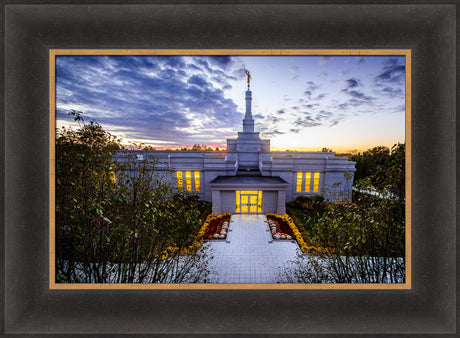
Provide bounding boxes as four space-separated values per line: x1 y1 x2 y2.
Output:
3 3 456 336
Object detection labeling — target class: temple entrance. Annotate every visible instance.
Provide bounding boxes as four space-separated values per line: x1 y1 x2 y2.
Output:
236 190 262 213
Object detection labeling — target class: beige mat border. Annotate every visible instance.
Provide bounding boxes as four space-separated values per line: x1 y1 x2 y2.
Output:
49 49 411 290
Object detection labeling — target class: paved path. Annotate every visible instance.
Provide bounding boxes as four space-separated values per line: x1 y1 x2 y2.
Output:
204 214 301 283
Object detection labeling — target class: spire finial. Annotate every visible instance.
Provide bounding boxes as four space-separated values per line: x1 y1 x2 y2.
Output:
245 69 252 89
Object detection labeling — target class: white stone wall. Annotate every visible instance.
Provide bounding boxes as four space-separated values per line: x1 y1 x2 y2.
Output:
262 191 278 213
220 191 236 213
115 149 355 206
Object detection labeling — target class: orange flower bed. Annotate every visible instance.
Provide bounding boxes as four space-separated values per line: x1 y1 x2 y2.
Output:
203 214 231 240
266 214 296 240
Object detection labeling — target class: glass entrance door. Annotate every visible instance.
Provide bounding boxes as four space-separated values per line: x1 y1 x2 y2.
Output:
236 190 262 213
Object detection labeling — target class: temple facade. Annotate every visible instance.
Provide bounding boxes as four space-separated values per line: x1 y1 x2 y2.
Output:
116 84 356 214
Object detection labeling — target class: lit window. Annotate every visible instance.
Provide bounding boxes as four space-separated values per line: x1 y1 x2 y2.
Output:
235 191 240 212
177 171 201 192
313 172 320 192
176 171 183 190
194 171 200 192
258 190 263 212
296 172 303 192
305 172 311 192
185 171 192 191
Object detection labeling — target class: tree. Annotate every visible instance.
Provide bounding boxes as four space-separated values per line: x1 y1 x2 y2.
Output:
310 195 404 258
55 120 120 282
350 143 405 198
350 145 390 181
377 143 405 201
55 115 211 283
281 193 405 283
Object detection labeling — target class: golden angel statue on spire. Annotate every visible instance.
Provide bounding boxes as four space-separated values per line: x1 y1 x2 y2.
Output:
245 69 252 89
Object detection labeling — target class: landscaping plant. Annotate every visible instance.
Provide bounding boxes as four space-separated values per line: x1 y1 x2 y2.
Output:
55 113 212 283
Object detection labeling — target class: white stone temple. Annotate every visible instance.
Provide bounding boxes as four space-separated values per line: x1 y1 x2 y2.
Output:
116 77 356 214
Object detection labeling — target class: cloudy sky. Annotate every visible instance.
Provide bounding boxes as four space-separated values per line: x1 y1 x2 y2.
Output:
56 54 406 152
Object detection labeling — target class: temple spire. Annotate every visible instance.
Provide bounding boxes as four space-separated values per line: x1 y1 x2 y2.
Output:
243 72 254 133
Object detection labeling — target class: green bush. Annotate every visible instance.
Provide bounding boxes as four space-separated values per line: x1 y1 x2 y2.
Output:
281 143 406 283
55 116 211 283
310 193 404 258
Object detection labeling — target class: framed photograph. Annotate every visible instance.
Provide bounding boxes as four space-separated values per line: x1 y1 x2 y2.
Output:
3 3 456 336
49 49 410 290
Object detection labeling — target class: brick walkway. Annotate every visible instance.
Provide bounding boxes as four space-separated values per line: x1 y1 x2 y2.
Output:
204 214 301 283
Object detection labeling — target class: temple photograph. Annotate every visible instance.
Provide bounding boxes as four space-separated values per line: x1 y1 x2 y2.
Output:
53 53 407 286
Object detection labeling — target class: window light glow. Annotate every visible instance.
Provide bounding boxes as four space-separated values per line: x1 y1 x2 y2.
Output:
176 171 183 190
296 172 320 193
296 172 302 192
194 171 200 191
305 172 311 192
258 190 263 212
236 190 262 213
185 171 192 191
235 191 240 212
177 171 201 192
241 195 249 213
313 172 320 192
250 195 258 213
